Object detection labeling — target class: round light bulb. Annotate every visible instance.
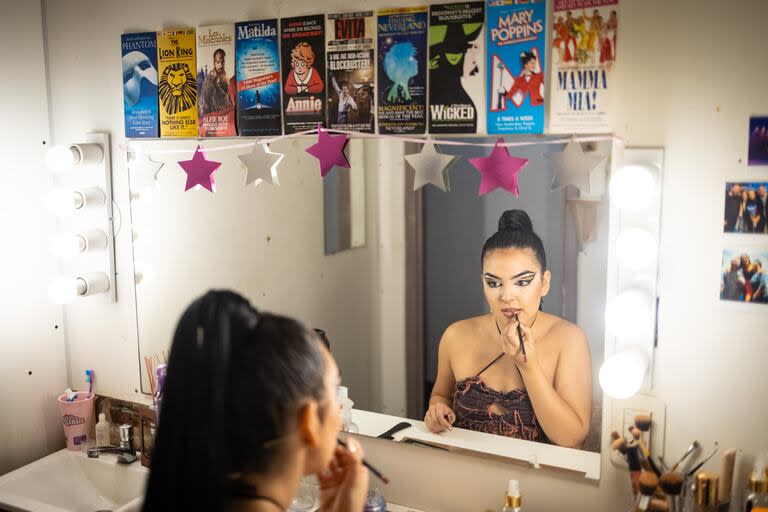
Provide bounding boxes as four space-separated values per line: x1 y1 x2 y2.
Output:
610 165 656 211
47 190 84 215
46 145 80 172
48 276 86 304
606 290 653 341
599 349 648 399
616 228 657 270
50 234 86 257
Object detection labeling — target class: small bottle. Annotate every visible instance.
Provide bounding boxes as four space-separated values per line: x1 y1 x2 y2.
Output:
363 488 386 512
745 454 768 512
95 413 110 446
502 479 522 512
695 472 719 512
338 386 359 434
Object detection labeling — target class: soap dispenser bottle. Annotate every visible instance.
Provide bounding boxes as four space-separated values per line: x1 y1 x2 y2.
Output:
338 386 358 433
502 479 522 512
95 413 110 446
745 454 768 512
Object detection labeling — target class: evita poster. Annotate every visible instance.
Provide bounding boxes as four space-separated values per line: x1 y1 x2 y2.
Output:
326 11 376 133
280 15 326 134
549 0 618 133
377 7 428 135
428 2 485 134
486 0 546 134
235 20 282 136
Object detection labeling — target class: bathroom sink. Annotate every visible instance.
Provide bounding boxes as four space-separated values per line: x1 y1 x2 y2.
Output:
0 448 147 512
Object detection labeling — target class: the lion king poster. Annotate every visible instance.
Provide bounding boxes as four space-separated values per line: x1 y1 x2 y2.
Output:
157 28 199 138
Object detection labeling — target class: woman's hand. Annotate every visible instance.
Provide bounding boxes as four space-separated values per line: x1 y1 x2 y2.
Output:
500 315 538 367
317 437 369 512
424 402 456 433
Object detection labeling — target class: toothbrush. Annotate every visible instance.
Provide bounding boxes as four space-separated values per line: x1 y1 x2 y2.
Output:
64 388 78 402
85 370 94 397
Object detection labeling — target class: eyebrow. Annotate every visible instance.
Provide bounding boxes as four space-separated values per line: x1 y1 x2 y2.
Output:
483 271 536 280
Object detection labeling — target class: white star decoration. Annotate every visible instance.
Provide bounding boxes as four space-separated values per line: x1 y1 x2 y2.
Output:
236 143 285 187
546 139 607 195
404 139 456 191
127 149 164 189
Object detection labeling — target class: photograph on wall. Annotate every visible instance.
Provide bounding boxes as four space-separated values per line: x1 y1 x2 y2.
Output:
196 24 236 137
720 248 768 304
548 0 618 133
377 7 428 135
748 116 768 165
326 11 376 133
428 2 485 134
235 19 282 136
121 32 159 138
723 182 768 234
157 28 198 138
486 0 546 134
281 14 326 134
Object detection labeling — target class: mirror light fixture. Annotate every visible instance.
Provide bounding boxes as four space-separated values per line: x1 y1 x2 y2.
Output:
599 348 649 399
615 228 658 271
46 143 104 172
47 272 111 304
47 187 106 215
50 230 108 258
609 163 658 211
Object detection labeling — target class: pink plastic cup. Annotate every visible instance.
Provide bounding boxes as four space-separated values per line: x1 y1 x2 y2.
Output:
57 392 95 451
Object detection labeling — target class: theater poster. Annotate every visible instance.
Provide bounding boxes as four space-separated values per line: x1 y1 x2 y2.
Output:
548 0 619 133
486 0 546 134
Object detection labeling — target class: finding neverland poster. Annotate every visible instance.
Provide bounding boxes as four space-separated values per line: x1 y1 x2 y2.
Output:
377 7 427 135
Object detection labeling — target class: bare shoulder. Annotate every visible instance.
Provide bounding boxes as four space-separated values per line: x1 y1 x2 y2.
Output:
544 315 589 351
440 316 487 350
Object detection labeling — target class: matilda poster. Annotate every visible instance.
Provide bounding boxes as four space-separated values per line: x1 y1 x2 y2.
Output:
280 15 326 134
235 20 282 136
428 2 485 134
549 0 619 133
196 24 236 137
377 7 428 135
486 0 546 134
121 32 159 138
326 11 376 133
157 29 198 138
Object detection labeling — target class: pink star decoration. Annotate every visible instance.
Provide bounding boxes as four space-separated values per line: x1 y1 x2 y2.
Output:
305 124 350 177
468 138 529 196
178 145 221 192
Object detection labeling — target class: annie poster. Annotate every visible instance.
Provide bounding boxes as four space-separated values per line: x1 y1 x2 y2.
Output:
486 0 546 134
548 0 619 133
280 15 326 134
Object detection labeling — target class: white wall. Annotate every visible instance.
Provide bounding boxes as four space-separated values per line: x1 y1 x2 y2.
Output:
37 0 768 510
0 0 67 475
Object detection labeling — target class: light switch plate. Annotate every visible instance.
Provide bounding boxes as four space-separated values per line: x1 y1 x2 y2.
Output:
609 393 666 469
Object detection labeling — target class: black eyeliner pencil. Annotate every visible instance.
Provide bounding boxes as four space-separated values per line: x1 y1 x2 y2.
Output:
516 314 528 363
337 438 390 484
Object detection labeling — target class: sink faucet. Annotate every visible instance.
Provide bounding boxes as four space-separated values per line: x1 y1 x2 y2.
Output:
87 424 137 464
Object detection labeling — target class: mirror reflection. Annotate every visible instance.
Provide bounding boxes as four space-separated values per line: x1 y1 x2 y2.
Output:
129 137 609 463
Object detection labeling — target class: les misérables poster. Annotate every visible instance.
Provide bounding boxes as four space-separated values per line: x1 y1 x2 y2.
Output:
428 2 485 134
486 0 546 134
326 11 376 133
377 7 428 135
196 24 237 137
548 0 619 133
281 15 327 134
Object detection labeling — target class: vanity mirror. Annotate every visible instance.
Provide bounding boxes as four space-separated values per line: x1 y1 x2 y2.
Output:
127 135 659 481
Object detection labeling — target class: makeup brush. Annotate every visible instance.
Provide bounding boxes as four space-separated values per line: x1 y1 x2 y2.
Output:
685 442 719 479
636 470 660 511
630 426 662 477
649 498 669 512
612 436 629 456
671 440 700 472
625 440 643 496
659 472 684 512
611 430 621 442
337 438 390 484
718 448 736 506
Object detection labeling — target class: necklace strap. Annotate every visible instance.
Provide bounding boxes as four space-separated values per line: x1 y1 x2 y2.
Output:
229 483 286 510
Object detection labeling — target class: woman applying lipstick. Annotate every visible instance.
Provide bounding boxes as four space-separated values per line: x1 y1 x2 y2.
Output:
424 210 593 448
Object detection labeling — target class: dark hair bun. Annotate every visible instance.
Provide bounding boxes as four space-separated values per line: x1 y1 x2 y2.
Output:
498 209 533 234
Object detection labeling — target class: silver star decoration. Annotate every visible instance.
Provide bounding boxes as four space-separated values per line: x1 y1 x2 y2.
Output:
405 139 456 191
236 143 285 187
546 139 607 194
127 149 164 189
